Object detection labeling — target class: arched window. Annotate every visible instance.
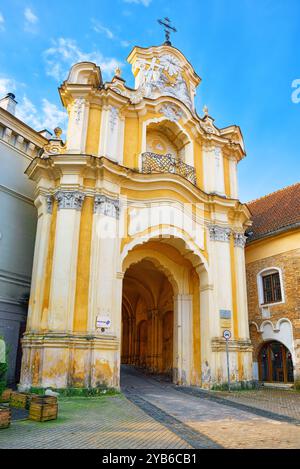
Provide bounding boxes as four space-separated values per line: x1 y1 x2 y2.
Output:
257 267 284 306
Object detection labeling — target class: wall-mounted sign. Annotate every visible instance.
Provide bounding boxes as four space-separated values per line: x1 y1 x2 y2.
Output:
220 310 231 319
96 316 111 329
223 329 232 341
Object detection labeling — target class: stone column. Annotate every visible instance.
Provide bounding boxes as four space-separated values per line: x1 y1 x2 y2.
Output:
173 295 193 385
208 225 234 384
87 194 122 387
198 265 214 389
88 194 121 336
48 191 84 332
26 194 53 331
233 233 250 340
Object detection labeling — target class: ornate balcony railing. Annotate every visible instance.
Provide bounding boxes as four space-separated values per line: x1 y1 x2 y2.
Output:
141 152 197 186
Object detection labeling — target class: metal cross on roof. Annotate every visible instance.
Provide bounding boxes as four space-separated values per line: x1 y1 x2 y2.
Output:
157 17 177 46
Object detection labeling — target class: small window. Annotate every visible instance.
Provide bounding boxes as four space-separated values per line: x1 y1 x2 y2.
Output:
262 272 282 304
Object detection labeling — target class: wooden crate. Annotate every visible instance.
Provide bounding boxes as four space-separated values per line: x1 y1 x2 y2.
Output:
30 395 57 405
10 391 30 409
29 402 58 422
0 388 13 403
0 406 11 429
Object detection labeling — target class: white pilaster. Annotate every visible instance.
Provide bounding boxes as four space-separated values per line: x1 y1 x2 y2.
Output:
173 294 193 385
66 97 90 153
234 233 249 339
26 195 52 331
229 156 238 199
98 105 124 163
48 191 84 332
88 195 122 339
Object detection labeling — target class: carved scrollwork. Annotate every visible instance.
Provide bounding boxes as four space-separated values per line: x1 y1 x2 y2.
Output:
208 225 231 242
55 191 85 210
94 195 120 219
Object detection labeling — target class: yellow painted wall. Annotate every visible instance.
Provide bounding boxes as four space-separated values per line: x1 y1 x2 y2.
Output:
73 196 93 332
123 116 139 168
86 105 101 155
194 141 204 191
223 156 231 197
41 200 58 329
245 229 300 264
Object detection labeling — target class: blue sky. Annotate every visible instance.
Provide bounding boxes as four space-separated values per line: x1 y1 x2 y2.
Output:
0 0 299 202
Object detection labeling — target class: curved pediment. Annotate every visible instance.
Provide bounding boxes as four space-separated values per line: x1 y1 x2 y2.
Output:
127 45 201 111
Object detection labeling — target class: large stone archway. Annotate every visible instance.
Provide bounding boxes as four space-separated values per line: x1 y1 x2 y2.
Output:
120 236 208 386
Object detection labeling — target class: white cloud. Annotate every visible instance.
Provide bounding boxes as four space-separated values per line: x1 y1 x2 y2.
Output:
123 0 152 6
0 77 17 96
91 19 131 48
121 40 131 48
0 12 5 32
91 19 114 39
16 96 67 132
24 7 38 33
43 37 122 81
24 7 38 24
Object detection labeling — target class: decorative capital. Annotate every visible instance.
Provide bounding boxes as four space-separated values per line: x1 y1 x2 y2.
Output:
46 194 53 214
94 195 120 219
209 225 231 243
55 191 85 210
233 232 247 248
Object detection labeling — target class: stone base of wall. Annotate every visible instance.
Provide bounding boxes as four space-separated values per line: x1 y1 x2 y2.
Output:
19 333 120 390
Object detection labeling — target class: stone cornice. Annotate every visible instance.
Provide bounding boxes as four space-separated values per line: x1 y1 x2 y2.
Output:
22 332 120 350
58 82 245 160
0 107 48 149
25 154 251 224
211 337 253 352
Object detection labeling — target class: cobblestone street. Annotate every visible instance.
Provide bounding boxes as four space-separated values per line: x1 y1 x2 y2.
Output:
1 367 300 449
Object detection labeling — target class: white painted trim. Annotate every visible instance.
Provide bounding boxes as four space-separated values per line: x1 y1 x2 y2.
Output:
257 266 285 307
0 295 23 306
0 135 37 161
0 268 31 288
120 226 208 272
0 184 34 205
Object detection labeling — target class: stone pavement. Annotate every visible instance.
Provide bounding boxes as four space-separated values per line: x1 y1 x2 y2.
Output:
121 367 300 449
212 387 300 421
0 394 190 449
0 367 300 449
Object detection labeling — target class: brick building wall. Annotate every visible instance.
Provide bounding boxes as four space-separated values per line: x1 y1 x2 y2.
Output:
246 247 300 384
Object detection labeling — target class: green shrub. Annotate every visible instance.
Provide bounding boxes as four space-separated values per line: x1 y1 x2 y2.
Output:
29 386 119 398
0 362 8 396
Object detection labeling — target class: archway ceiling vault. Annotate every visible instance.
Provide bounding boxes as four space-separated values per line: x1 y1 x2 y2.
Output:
123 259 174 311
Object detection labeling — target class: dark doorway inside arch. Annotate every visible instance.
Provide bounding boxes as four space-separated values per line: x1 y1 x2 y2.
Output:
121 258 174 379
259 341 294 383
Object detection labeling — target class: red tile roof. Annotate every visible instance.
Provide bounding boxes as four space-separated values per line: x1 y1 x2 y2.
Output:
246 183 300 242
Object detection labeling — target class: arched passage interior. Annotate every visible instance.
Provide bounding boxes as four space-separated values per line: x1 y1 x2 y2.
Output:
120 237 207 385
121 258 174 376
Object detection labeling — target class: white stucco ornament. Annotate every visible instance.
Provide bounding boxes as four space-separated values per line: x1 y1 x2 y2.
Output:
74 97 85 123
159 104 184 122
135 54 192 109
